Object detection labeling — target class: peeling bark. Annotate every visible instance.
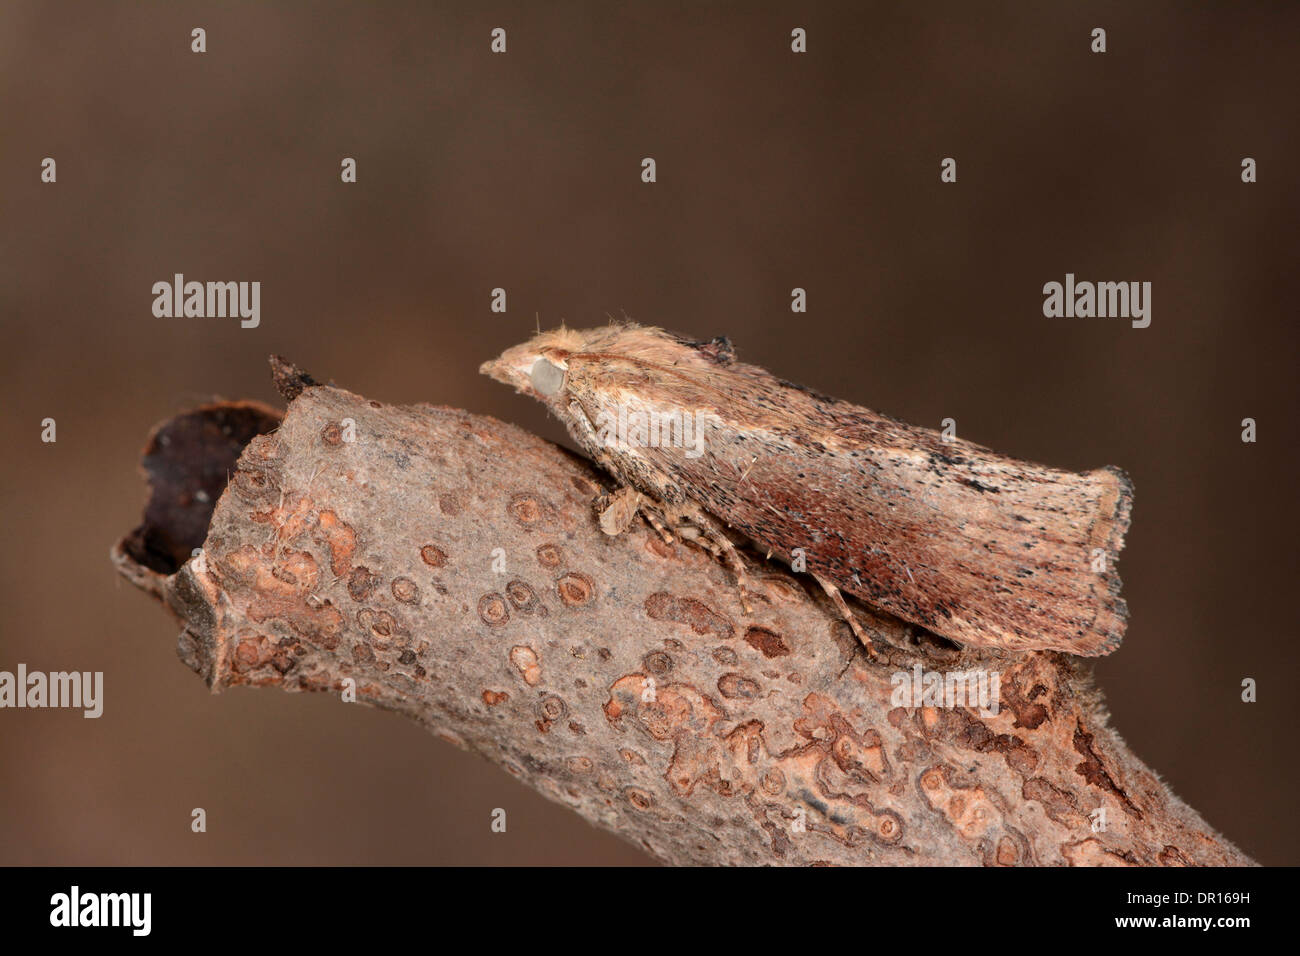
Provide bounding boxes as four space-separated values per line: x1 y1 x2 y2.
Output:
111 361 1253 866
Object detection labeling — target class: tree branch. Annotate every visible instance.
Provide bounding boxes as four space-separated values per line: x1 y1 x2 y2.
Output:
111 361 1253 866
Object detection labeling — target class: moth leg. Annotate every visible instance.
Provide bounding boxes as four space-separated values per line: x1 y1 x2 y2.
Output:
590 480 681 545
639 506 676 544
594 485 643 536
672 505 753 614
813 574 876 658
564 400 672 542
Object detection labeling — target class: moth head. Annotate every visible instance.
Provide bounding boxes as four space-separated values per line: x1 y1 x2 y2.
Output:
480 330 591 407
482 322 730 408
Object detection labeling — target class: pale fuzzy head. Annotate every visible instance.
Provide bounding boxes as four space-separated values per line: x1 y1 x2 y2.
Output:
478 326 595 411
479 323 732 415
483 322 733 483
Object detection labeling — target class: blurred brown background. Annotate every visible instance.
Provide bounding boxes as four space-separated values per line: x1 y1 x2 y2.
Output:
1 1 1296 865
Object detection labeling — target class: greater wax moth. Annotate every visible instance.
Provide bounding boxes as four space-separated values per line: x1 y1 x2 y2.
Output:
482 323 1133 657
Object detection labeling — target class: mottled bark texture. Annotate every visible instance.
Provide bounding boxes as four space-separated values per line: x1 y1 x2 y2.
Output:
112 361 1252 866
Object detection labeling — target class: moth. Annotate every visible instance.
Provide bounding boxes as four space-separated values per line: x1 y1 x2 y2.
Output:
482 323 1133 657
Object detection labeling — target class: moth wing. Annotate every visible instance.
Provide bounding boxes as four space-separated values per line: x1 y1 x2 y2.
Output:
656 428 1131 656
553 334 1132 656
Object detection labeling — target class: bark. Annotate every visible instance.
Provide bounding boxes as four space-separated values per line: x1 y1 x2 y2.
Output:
111 359 1253 866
